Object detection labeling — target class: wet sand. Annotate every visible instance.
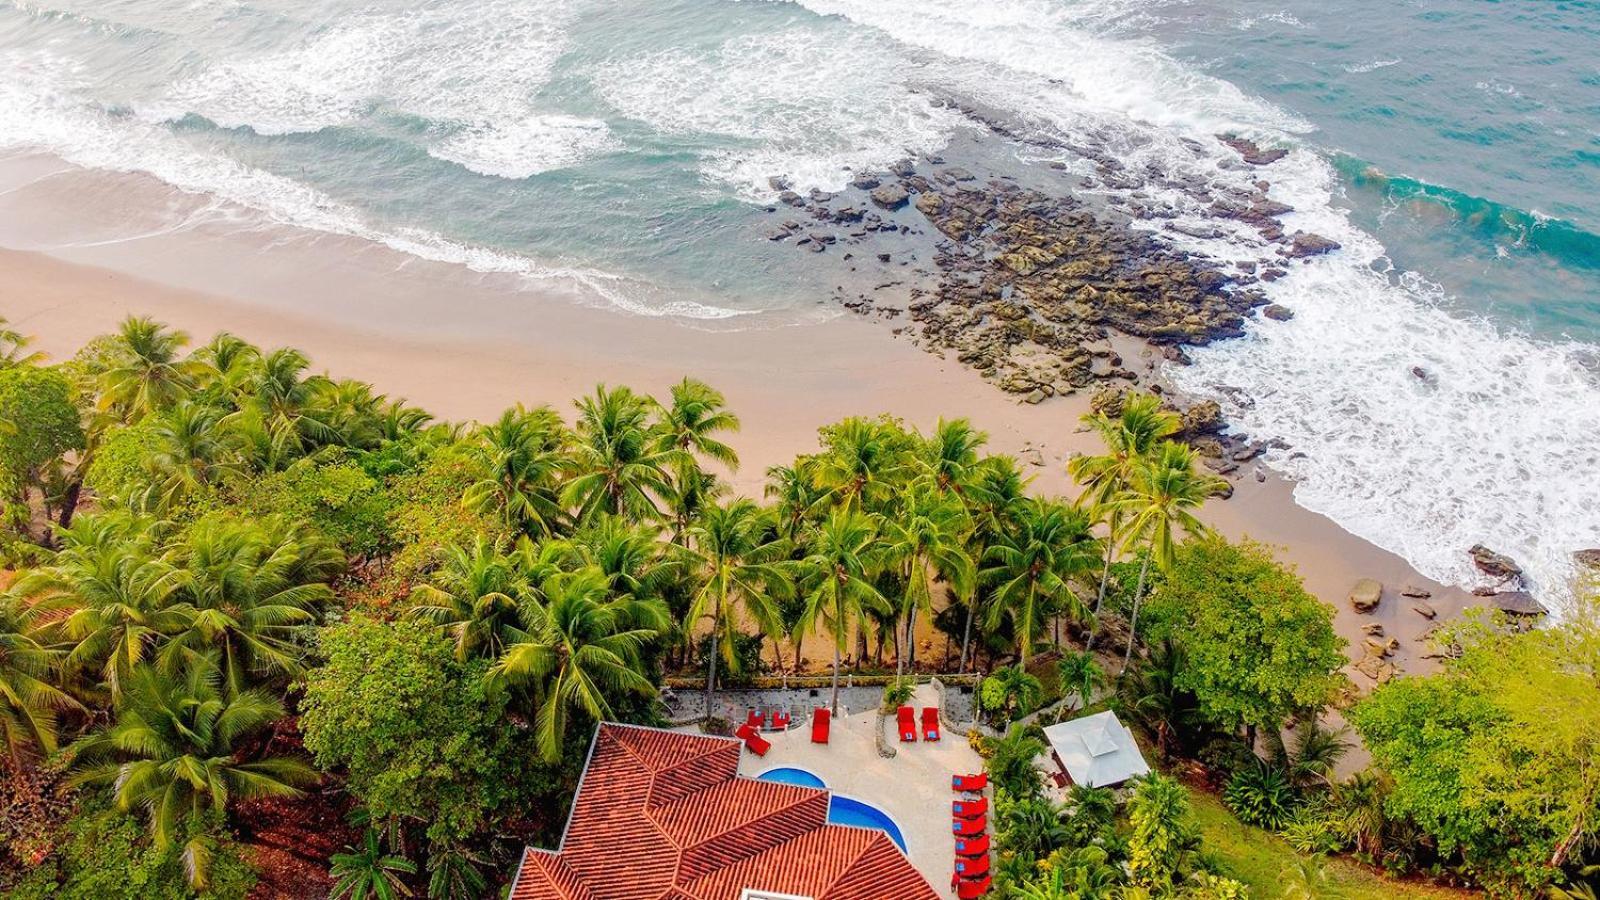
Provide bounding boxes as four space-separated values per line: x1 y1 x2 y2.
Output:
0 158 1480 688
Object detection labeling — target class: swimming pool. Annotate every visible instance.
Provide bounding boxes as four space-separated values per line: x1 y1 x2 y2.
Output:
756 767 908 852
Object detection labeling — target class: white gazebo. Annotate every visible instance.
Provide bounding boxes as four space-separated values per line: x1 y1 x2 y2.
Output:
1042 710 1151 788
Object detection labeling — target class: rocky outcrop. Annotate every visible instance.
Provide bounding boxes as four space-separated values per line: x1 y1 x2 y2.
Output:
1575 549 1600 570
1286 232 1341 258
869 184 909 210
1262 304 1294 321
1469 544 1523 581
1488 591 1547 617
1349 579 1383 613
1218 135 1289 166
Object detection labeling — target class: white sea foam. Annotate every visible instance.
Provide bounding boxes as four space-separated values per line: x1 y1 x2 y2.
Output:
0 49 743 320
1343 58 1401 74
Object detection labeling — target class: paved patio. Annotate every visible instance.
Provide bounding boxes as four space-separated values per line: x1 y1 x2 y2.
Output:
728 683 985 893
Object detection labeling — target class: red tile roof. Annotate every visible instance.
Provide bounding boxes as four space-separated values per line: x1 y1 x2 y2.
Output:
510 723 938 900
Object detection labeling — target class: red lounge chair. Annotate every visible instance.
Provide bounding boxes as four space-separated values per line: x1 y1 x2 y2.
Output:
745 731 771 756
746 709 766 730
773 710 791 729
952 773 987 792
954 854 990 880
954 834 989 857
952 797 988 819
734 723 756 741
811 708 831 744
956 875 992 898
921 706 940 741
896 706 916 742
952 816 985 837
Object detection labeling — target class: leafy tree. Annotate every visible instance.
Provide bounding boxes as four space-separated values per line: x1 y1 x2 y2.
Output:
491 567 659 761
796 510 888 714
982 499 1098 666
329 828 417 900
68 659 313 889
231 347 341 460
1125 772 1196 892
1109 441 1227 672
1116 638 1204 760
232 456 394 558
0 365 85 537
1146 536 1345 734
683 499 788 716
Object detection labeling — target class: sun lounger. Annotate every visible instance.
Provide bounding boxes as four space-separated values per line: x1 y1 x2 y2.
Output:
952 797 987 819
811 707 830 744
896 705 916 742
772 709 791 729
921 706 940 741
952 816 985 837
954 834 989 857
954 853 989 880
956 875 992 898
745 731 771 756
746 709 766 730
735 723 756 740
952 773 987 792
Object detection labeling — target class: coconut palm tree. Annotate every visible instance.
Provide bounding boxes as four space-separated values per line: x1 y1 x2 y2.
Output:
1068 392 1179 649
161 518 339 692
959 456 1030 672
880 487 973 676
406 536 531 661
0 595 81 760
97 316 199 421
811 417 913 513
683 500 790 716
981 500 1099 667
659 463 727 546
461 406 568 538
330 828 417 900
491 567 659 761
796 510 888 714
765 458 827 543
920 417 988 496
190 331 260 401
239 347 342 455
1057 650 1104 713
68 658 315 890
564 519 674 636
652 377 740 470
142 400 234 513
1110 441 1228 671
563 386 684 523
0 316 45 369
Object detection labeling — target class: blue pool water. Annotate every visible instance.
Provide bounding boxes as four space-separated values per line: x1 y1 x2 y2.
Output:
756 767 908 852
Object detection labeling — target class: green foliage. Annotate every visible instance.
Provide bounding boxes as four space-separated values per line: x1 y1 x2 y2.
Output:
0 365 84 527
1148 536 1346 732
1223 757 1299 831
84 422 164 508
1351 610 1600 893
983 723 1047 800
329 828 418 900
231 455 394 558
298 617 552 844
980 663 1043 723
1126 772 1197 891
9 802 254 900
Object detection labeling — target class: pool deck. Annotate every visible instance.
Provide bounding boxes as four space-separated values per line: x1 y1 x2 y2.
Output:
726 683 986 893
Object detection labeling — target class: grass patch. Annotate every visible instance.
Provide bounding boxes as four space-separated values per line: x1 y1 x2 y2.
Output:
1188 788 1469 900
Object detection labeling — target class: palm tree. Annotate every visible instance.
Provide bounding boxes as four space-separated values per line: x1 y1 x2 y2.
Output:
984 723 1047 798
1110 441 1228 672
425 842 487 900
491 567 659 760
796 510 888 714
920 418 988 495
190 331 260 400
406 536 531 661
563 386 684 523
565 519 675 635
16 515 187 702
461 406 568 538
959 456 1030 672
1057 650 1104 713
241 347 342 454
981 500 1099 667
0 595 81 760
880 487 973 676
652 377 740 470
0 316 45 369
97 316 198 420
142 400 233 512
811 417 913 512
69 659 315 889
161 518 338 692
996 795 1069 858
1117 638 1200 759
983 664 1042 722
1068 392 1179 650
659 463 727 546
683 500 789 716
765 458 827 543
330 828 417 900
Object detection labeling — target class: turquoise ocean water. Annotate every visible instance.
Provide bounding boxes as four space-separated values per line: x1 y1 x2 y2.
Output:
1 0 1597 600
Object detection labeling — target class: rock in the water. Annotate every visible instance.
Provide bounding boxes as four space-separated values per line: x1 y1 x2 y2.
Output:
1286 231 1342 258
1489 591 1547 617
1411 600 1438 619
1262 304 1294 321
870 184 910 209
1575 549 1600 570
778 190 804 207
1469 544 1523 580
850 175 881 190
1218 135 1289 166
1349 578 1383 613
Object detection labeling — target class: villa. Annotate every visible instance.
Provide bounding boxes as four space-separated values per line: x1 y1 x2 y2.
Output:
508 722 940 900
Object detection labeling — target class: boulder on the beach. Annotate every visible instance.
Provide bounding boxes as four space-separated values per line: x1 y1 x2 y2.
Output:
1469 544 1523 581
1349 578 1383 613
1400 584 1432 599
1411 600 1438 619
1262 304 1294 321
1286 231 1342 258
1178 400 1225 438
1489 591 1547 617
870 184 910 210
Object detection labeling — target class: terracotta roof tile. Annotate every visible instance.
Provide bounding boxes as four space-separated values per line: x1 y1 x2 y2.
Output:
511 723 938 900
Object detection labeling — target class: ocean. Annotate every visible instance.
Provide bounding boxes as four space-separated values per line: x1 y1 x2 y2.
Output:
1 0 1597 603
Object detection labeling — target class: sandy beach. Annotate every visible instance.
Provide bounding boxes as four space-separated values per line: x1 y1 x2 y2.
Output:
0 160 1479 687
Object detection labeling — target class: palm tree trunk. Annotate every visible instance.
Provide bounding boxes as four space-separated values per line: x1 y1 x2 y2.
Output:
705 596 721 719
793 633 804 672
830 645 841 715
1121 552 1153 674
1085 534 1115 651
958 597 975 674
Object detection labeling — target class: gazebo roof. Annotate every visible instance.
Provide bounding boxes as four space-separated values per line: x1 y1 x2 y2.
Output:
1042 710 1150 788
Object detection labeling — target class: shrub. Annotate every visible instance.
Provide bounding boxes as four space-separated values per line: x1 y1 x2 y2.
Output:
1223 758 1298 831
